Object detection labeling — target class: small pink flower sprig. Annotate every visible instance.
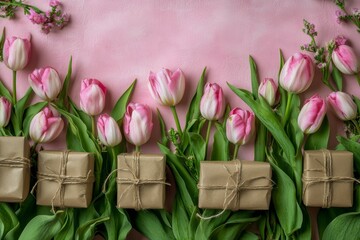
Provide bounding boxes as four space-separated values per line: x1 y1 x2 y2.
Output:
301 19 360 90
334 0 360 33
0 0 69 34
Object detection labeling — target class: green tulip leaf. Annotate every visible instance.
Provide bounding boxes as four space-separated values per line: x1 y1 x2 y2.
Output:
249 55 259 98
318 208 349 239
111 79 137 122
337 136 360 173
0 203 19 240
185 67 206 132
331 63 343 91
18 211 66 240
54 209 75 240
75 216 109 240
172 194 191 240
0 27 5 62
228 84 295 160
304 116 330 150
268 157 303 236
195 209 231 240
57 57 72 110
12 87 33 136
211 122 229 161
353 96 360 115
0 79 11 101
322 212 360 240
157 109 169 146
188 132 206 170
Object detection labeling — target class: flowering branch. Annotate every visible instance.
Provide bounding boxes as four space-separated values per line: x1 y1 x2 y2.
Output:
335 0 360 33
0 0 69 34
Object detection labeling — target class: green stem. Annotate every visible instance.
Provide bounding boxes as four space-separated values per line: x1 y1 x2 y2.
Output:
109 147 117 170
170 106 182 135
282 93 293 126
233 144 240 160
12 70 17 105
205 120 212 158
0 128 6 136
91 116 96 137
135 145 141 153
0 1 44 13
351 119 360 135
355 73 360 87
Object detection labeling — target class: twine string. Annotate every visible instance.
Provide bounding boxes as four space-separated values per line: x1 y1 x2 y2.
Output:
0 157 31 168
197 160 273 220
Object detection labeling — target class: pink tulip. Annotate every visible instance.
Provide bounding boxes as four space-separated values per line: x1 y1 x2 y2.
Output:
298 94 326 134
0 97 11 128
97 114 122 147
148 68 185 106
327 92 357 121
332 45 359 75
123 103 153 147
29 106 64 143
200 83 225 120
80 79 107 116
28 67 62 101
226 108 255 145
3 37 31 71
258 78 279 106
279 52 314 94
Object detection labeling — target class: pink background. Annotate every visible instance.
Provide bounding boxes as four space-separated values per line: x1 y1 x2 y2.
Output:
2 0 360 156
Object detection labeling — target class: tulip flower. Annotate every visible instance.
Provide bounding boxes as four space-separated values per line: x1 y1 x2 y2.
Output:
200 83 225 121
3 37 31 71
80 79 107 116
0 97 11 128
97 114 122 147
332 45 359 75
148 68 185 107
29 106 64 143
123 103 153 149
226 108 255 159
298 94 326 134
327 92 357 121
28 67 62 101
279 52 314 94
258 78 279 107
4 36 31 104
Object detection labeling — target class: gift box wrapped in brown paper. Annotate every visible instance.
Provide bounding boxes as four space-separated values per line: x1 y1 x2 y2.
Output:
35 151 94 208
0 137 30 202
198 160 272 210
117 153 167 210
302 150 355 208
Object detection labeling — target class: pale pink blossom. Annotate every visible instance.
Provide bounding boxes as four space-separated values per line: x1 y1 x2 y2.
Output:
0 97 11 128
3 37 31 71
97 114 122 147
327 92 357 121
298 94 326 134
148 68 185 106
258 78 279 106
332 45 359 75
200 83 225 120
80 79 107 116
28 67 62 101
226 108 255 145
123 103 153 147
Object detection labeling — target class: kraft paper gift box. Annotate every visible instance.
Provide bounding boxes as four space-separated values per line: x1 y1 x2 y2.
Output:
302 150 354 208
36 151 94 208
117 153 167 210
198 160 273 210
0 137 30 202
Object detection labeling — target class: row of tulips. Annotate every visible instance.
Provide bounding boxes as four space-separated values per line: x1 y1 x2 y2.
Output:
1 29 360 240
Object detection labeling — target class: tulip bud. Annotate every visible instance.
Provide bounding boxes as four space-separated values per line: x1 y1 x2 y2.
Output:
226 108 255 145
123 103 153 147
29 106 64 143
200 83 225 120
97 114 122 147
258 78 279 106
148 68 185 106
298 94 326 134
327 92 357 121
3 37 31 71
332 45 359 75
0 97 11 128
28 67 62 101
80 79 107 116
279 52 314 94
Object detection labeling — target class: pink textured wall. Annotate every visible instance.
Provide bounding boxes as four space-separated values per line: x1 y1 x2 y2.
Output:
1 0 360 157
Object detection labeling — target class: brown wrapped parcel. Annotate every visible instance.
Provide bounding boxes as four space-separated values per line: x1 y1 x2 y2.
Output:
0 137 30 202
302 150 354 208
36 151 94 208
198 160 272 210
117 153 167 210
